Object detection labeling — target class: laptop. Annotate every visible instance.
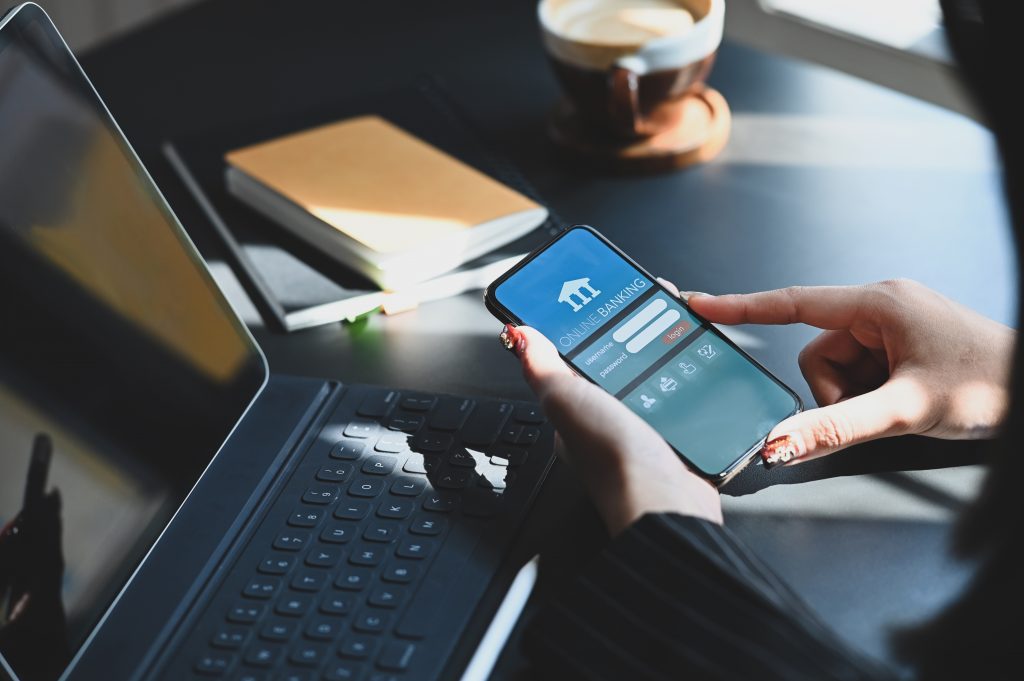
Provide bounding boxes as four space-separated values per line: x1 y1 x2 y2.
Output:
0 4 554 680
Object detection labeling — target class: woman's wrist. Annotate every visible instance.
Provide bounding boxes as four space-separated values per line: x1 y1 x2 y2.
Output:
595 454 723 536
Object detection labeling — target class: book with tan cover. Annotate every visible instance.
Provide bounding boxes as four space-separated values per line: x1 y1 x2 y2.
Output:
224 116 548 289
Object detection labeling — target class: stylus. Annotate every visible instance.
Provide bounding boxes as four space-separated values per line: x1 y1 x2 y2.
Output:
458 555 540 681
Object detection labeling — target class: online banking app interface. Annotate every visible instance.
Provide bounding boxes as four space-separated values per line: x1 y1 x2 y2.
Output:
495 229 798 474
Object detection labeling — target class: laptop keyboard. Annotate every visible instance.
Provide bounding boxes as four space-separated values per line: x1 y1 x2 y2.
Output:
164 385 553 681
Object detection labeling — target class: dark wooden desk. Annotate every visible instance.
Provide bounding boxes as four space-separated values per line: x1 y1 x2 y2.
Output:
81 0 1010 671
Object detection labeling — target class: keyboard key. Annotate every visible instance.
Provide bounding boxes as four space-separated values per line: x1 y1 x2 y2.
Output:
349 477 385 498
335 567 373 591
291 570 326 592
367 586 404 609
400 394 436 412
211 628 248 650
409 513 445 536
349 544 386 566
514 405 545 424
244 644 280 667
320 523 357 544
344 421 377 439
194 652 233 676
428 397 474 431
357 389 398 418
243 577 280 600
401 460 426 476
289 643 327 667
330 441 365 460
302 486 339 505
260 619 296 642
276 595 311 617
500 425 521 444
388 414 423 433
288 508 325 527
339 636 378 659
306 547 342 568
376 499 413 519
381 561 418 584
374 433 407 453
517 426 541 445
389 477 425 497
436 470 470 489
325 662 364 681
353 610 391 633
448 449 480 468
259 555 293 575
489 447 528 466
411 432 452 453
316 464 354 483
461 401 512 445
227 603 264 624
362 455 397 476
334 500 372 521
423 493 460 513
396 538 435 560
273 532 310 552
306 616 343 641
320 593 354 615
402 455 429 475
378 641 416 671
364 521 398 543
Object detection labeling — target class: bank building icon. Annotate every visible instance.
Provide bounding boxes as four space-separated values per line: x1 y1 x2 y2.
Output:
558 277 601 312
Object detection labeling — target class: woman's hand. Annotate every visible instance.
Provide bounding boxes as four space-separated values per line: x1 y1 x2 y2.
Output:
685 279 1015 467
501 325 722 536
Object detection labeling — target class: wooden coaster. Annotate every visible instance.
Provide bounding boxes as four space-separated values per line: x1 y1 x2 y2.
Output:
547 86 731 173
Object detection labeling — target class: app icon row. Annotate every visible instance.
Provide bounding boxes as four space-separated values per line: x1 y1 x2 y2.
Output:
627 340 720 414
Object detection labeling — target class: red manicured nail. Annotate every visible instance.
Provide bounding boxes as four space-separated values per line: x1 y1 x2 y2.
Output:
499 325 523 357
761 434 801 468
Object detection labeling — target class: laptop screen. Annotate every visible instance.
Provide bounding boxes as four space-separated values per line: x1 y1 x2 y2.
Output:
0 5 267 680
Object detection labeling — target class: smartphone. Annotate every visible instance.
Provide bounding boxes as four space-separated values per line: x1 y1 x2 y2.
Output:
485 225 802 485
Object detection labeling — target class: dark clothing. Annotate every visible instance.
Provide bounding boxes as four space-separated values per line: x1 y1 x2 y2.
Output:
524 514 896 680
525 3 1022 677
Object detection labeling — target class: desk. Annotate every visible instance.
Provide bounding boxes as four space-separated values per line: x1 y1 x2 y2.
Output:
82 0 1011 671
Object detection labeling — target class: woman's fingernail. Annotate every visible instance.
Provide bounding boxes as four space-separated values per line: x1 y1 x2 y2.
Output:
499 325 516 351
499 325 526 358
679 291 709 303
761 434 803 468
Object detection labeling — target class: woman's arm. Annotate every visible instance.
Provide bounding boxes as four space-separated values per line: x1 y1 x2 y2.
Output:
502 279 1012 679
523 513 897 680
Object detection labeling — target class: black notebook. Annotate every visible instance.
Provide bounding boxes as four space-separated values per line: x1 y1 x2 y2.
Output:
163 76 561 332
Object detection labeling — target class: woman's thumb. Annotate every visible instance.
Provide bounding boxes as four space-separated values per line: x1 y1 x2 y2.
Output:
761 377 925 467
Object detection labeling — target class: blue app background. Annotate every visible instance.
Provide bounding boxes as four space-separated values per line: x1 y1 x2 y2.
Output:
623 336 799 476
494 229 653 351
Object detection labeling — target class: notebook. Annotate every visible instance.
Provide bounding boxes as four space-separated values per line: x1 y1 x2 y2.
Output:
162 77 562 331
225 116 548 290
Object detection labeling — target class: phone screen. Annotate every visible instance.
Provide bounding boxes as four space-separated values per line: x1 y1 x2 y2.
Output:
490 227 800 479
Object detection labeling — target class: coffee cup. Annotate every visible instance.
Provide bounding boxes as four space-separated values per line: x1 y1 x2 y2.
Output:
539 0 724 139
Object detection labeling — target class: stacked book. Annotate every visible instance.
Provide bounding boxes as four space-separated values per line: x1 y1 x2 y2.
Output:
165 79 557 331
